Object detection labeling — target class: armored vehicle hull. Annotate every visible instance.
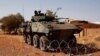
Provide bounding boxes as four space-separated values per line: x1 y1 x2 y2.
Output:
23 11 82 51
23 21 82 51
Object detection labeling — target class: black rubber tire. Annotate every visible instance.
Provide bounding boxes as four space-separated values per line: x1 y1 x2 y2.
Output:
33 34 39 48
68 35 77 47
27 34 32 45
39 36 48 51
72 35 77 46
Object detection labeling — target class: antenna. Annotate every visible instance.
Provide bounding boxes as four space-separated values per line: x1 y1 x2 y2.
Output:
54 7 62 18
22 0 25 19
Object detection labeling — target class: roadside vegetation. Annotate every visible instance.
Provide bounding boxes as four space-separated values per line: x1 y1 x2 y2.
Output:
0 13 24 34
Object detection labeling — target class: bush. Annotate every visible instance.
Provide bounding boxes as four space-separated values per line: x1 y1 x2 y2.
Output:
1 13 24 34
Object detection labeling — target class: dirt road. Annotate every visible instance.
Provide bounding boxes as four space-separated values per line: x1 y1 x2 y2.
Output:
0 34 100 56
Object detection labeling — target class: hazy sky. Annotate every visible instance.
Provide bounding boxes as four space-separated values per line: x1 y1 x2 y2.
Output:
0 0 100 22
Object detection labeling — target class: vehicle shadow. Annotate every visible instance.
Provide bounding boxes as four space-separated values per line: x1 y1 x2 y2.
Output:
62 44 100 55
47 43 100 55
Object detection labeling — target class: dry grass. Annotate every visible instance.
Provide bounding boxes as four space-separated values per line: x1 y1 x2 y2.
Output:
95 37 100 41
0 28 100 56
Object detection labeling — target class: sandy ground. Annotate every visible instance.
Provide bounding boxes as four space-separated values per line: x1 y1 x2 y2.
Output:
0 32 100 56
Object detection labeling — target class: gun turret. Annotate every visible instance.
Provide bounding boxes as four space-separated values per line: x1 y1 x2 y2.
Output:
32 10 55 22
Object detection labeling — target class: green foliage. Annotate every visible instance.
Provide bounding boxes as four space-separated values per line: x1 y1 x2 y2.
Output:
46 10 55 17
1 13 24 34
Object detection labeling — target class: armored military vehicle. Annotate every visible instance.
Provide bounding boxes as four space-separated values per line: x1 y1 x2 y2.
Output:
23 11 82 51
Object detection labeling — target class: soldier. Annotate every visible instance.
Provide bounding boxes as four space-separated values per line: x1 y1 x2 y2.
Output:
34 10 38 16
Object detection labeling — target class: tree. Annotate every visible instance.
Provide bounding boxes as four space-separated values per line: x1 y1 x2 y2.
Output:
1 13 24 34
15 13 24 23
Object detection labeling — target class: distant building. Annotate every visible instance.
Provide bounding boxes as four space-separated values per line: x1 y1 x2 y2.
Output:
70 20 100 37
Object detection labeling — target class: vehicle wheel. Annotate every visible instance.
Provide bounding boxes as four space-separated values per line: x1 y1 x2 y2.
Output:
33 34 39 48
68 35 77 47
72 35 77 46
40 36 48 51
27 34 32 45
